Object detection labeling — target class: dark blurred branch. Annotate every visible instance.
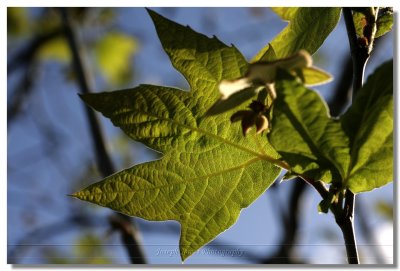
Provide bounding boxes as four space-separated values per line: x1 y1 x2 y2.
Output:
7 28 62 74
59 8 147 264
356 197 386 264
328 57 352 117
7 60 38 124
261 180 307 264
8 213 105 263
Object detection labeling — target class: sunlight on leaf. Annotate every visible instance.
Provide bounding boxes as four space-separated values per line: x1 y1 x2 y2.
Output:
254 7 341 61
74 9 281 261
269 60 393 193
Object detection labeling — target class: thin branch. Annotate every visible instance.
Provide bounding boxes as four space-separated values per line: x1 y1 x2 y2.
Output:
59 8 147 264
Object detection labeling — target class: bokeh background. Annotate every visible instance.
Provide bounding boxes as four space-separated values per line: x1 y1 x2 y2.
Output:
7 7 393 264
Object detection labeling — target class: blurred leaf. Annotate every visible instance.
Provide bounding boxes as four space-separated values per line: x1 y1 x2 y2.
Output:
37 37 71 62
95 31 138 86
42 233 113 264
375 200 393 221
7 7 29 36
254 8 341 61
95 8 115 24
74 233 112 264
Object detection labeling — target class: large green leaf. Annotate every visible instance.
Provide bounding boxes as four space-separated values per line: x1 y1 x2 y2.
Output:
253 7 341 61
341 60 393 193
269 60 393 193
73 9 281 261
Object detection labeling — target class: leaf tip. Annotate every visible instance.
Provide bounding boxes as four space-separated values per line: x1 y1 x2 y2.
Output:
78 92 98 109
67 192 79 199
146 7 160 21
68 190 87 200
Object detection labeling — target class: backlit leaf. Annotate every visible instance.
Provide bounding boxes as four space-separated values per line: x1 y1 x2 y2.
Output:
254 7 341 61
341 60 393 193
269 60 393 193
74 9 281 261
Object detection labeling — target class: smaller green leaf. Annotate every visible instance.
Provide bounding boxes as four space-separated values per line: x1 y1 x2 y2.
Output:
351 7 377 39
375 9 393 37
254 8 341 61
318 193 334 214
297 66 333 86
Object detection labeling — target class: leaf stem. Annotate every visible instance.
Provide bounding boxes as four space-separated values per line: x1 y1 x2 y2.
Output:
59 8 147 264
299 175 329 199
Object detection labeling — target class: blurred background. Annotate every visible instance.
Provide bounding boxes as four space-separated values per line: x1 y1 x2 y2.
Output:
7 7 393 264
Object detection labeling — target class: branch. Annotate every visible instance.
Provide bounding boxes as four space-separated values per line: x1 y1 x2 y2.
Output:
343 7 372 98
261 179 308 264
59 8 147 264
336 7 379 264
7 60 38 124
7 27 62 74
